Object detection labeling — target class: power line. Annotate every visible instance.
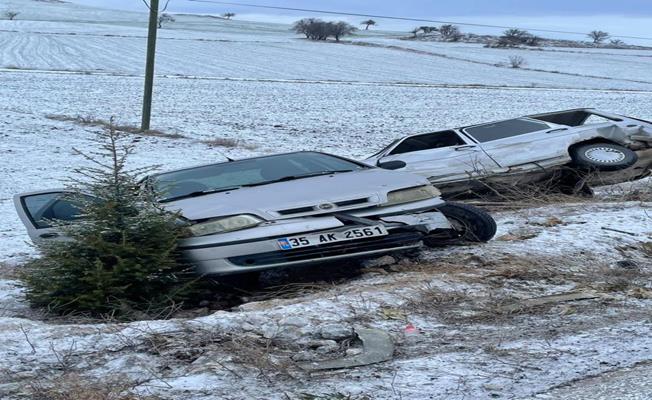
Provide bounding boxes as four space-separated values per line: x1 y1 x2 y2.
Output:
187 0 652 41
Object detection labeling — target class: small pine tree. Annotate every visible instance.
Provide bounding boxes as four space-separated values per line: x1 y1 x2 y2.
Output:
21 122 194 318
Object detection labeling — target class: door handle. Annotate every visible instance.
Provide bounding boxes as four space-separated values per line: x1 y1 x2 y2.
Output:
545 128 568 134
454 145 477 151
39 232 59 239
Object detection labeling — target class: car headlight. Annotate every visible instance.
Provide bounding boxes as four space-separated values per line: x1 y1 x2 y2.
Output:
386 185 441 206
189 215 263 236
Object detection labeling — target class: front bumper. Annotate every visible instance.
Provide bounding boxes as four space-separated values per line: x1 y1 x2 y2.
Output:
179 203 451 275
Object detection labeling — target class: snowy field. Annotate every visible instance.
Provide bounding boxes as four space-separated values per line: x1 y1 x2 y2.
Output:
1 0 651 399
355 38 652 85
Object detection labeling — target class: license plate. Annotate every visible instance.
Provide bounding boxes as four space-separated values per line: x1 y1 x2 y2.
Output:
277 225 388 250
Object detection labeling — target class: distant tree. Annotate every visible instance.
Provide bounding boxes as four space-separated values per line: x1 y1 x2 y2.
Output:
500 28 529 46
508 55 526 68
496 28 539 47
361 19 376 30
588 30 610 44
4 11 19 20
331 21 357 42
439 24 462 41
292 19 356 41
293 18 313 39
609 38 625 47
419 26 438 35
222 12 236 20
293 18 328 40
157 13 175 28
524 35 541 46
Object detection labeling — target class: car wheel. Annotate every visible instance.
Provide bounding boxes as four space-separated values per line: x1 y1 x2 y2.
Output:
570 142 637 171
425 202 497 246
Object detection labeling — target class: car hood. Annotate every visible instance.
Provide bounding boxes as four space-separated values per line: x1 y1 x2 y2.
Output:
163 168 432 221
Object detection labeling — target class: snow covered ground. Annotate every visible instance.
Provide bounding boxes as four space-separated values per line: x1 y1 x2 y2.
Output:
1 0 651 398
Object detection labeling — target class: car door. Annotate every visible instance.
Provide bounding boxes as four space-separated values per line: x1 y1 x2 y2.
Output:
374 130 501 184
463 118 573 169
14 190 84 243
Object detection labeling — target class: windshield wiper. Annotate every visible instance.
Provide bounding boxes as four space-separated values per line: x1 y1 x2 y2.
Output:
243 170 355 188
159 186 242 203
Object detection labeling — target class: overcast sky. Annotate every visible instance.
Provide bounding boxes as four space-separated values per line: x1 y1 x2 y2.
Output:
68 0 652 43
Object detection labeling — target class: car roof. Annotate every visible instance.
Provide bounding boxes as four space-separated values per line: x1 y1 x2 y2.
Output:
148 150 366 178
397 108 600 140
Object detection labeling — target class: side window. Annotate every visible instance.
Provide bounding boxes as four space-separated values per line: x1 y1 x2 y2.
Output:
389 131 465 155
464 119 549 143
22 193 84 228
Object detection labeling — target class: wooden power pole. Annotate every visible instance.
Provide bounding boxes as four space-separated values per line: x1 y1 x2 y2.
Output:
141 0 160 131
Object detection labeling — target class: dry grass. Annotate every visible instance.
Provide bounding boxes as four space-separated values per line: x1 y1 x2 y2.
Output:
0 261 19 280
458 171 651 211
45 114 187 139
137 324 299 379
27 373 159 400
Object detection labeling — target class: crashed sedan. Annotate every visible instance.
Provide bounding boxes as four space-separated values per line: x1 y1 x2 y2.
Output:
366 109 652 196
15 151 496 276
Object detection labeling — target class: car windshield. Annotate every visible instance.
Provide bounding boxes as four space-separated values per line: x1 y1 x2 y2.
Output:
152 152 367 202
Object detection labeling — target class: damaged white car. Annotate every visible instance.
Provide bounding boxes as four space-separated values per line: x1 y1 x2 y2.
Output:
14 151 496 276
367 109 652 196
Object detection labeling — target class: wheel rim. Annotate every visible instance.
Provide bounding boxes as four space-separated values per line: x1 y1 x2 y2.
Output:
584 147 626 164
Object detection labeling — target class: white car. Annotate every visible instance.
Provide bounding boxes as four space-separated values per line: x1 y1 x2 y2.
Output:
15 151 496 276
367 109 652 196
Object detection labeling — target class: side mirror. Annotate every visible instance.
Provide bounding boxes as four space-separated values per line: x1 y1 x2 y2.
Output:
377 160 406 170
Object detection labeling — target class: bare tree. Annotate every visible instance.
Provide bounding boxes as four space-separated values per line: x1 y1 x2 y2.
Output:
496 28 539 47
331 21 356 42
361 19 376 30
609 38 625 47
222 12 236 20
292 19 356 41
439 24 462 41
293 18 329 40
500 28 528 46
4 11 19 20
157 13 175 28
419 26 438 35
588 30 610 44
508 55 526 68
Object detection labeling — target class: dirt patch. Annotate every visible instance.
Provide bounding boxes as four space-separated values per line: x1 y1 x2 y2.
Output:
200 137 258 150
45 114 187 139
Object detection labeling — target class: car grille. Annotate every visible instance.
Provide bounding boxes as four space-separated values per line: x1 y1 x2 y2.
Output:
276 197 372 216
228 230 423 267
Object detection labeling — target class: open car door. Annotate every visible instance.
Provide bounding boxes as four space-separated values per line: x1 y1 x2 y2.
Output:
372 130 501 185
13 190 83 243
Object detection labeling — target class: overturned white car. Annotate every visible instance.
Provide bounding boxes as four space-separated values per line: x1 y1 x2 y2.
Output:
367 109 652 196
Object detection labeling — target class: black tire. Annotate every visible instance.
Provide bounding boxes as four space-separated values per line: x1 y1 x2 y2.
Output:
427 202 497 245
570 142 637 171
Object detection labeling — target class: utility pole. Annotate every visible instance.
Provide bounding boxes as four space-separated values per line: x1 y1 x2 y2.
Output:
141 0 159 131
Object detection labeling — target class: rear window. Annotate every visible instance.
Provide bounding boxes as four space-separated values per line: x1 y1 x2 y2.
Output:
463 119 549 143
390 131 465 155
